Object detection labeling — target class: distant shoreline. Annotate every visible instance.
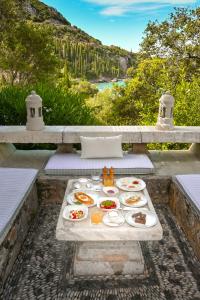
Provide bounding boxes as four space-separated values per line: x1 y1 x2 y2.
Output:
90 77 127 84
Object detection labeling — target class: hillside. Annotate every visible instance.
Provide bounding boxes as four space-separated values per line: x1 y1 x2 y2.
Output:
20 0 137 79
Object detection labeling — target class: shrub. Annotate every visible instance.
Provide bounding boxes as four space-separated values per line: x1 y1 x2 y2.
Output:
0 83 97 149
70 80 98 99
0 83 97 126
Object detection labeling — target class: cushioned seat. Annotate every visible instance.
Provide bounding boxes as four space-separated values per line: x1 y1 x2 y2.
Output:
0 168 38 243
175 174 200 212
44 153 155 175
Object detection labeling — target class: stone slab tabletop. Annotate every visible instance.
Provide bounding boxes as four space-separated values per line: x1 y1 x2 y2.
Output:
56 179 163 241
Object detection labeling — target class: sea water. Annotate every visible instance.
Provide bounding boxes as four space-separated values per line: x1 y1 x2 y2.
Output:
96 80 126 91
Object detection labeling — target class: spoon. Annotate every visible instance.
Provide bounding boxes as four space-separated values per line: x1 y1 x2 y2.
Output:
86 183 93 189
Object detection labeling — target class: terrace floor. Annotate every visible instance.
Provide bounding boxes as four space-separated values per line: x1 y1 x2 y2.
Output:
1 203 200 300
0 146 200 299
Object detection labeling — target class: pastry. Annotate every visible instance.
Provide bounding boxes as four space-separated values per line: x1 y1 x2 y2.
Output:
125 195 140 205
74 192 94 205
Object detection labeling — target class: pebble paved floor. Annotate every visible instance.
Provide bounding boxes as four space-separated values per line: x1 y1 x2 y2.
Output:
1 204 200 300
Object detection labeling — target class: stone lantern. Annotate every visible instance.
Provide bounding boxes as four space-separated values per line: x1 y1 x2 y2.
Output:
26 91 44 131
156 91 175 130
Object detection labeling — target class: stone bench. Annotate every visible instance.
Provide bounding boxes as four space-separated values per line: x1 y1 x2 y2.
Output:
0 168 39 287
44 153 155 176
169 174 200 259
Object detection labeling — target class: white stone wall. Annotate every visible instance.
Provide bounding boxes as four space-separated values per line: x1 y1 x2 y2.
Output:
0 126 199 143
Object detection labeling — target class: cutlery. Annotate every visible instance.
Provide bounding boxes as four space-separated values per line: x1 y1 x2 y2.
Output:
119 207 149 211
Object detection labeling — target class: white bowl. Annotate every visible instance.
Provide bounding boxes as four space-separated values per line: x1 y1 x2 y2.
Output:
97 197 120 211
103 186 119 196
63 205 88 221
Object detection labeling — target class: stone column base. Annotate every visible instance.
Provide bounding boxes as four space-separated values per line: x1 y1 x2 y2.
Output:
73 241 144 276
0 143 16 163
56 143 74 153
132 143 148 154
189 143 200 158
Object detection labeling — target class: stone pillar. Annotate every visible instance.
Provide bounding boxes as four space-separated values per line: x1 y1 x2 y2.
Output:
56 143 74 153
74 241 144 276
131 143 148 154
0 143 16 163
189 143 200 158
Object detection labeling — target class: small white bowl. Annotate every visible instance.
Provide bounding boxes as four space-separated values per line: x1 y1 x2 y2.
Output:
103 210 125 227
63 205 88 222
102 186 119 196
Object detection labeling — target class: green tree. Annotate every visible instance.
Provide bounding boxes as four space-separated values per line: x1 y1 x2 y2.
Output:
70 80 98 99
140 7 200 77
110 58 170 125
126 67 135 78
0 21 59 85
86 89 115 124
95 57 200 128
174 76 200 127
0 0 20 36
57 62 71 89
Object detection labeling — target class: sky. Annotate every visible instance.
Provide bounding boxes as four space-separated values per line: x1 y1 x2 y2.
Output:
43 0 200 52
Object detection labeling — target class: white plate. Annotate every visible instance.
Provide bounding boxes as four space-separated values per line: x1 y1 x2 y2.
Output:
103 211 125 227
125 208 157 228
63 205 88 222
97 197 120 211
116 177 146 192
119 192 147 208
66 189 98 207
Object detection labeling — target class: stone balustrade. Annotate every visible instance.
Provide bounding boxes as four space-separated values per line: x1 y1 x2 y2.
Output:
0 125 199 144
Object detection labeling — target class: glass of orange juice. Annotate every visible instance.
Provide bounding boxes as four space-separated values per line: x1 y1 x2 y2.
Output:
91 208 104 225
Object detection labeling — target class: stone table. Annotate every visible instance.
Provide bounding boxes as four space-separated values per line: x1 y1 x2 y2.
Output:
56 179 163 276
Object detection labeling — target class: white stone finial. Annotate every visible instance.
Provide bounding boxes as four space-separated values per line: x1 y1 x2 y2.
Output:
156 91 175 131
26 91 45 131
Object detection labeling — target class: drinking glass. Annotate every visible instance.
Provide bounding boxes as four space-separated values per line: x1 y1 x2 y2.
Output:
91 171 101 183
91 208 104 225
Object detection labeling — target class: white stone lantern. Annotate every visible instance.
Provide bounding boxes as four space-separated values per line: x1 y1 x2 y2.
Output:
156 91 175 130
26 91 45 131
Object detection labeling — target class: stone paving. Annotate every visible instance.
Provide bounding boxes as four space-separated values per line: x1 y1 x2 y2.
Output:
1 204 200 300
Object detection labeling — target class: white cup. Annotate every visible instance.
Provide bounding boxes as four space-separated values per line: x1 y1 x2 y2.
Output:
78 178 90 189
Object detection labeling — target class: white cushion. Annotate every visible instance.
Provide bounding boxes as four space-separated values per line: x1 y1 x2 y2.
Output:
0 168 38 244
45 153 155 175
175 174 200 212
80 136 123 159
